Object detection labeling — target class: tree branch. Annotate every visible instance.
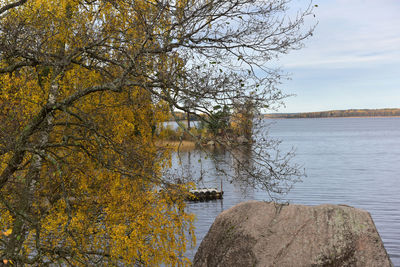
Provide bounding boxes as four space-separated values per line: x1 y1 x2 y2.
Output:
0 0 28 15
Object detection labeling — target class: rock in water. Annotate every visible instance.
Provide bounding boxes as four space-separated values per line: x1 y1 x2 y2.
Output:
193 201 393 267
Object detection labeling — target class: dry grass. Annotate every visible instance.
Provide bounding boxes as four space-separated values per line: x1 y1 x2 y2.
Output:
156 140 197 152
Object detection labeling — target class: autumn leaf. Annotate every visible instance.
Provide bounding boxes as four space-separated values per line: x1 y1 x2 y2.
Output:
1 229 12 237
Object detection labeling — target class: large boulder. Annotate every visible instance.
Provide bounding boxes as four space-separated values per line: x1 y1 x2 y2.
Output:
193 201 393 267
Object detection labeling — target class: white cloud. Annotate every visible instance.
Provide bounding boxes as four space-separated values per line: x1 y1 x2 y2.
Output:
278 0 400 69
283 53 397 68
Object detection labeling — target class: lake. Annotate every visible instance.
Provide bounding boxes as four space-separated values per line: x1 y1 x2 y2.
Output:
167 117 400 265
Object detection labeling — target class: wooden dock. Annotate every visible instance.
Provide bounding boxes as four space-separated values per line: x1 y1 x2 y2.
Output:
187 188 223 201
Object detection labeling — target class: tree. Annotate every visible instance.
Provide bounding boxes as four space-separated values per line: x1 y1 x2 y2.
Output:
231 99 256 141
204 105 231 137
0 0 314 265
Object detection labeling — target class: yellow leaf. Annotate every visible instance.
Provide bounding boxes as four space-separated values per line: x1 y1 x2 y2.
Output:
3 229 12 236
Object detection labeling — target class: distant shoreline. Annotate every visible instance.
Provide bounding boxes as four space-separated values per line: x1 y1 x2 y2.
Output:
265 116 400 119
264 108 400 119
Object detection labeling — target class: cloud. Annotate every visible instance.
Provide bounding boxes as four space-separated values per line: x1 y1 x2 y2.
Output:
284 51 400 69
277 0 400 69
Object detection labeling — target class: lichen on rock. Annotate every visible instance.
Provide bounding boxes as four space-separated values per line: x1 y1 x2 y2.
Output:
193 201 393 267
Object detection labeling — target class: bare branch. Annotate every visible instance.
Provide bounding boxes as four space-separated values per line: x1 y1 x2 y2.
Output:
0 0 27 15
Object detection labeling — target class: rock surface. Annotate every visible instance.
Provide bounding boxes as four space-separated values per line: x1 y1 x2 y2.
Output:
193 201 393 267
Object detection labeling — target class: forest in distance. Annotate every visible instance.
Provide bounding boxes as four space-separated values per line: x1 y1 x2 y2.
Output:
171 108 400 121
264 108 400 119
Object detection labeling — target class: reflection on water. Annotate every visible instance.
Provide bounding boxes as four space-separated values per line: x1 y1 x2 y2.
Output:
167 117 400 264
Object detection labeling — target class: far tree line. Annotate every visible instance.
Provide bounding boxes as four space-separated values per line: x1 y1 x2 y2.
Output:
265 108 400 119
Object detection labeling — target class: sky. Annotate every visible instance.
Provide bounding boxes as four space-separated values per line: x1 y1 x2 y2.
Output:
271 0 400 113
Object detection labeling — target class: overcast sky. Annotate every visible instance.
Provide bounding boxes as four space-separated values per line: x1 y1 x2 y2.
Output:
272 0 400 113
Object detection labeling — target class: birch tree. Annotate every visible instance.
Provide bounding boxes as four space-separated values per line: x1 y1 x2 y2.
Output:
0 0 314 265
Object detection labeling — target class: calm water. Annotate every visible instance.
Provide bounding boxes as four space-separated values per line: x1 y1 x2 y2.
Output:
168 117 400 265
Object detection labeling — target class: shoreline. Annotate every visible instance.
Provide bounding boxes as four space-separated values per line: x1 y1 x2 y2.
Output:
155 140 197 151
264 116 400 119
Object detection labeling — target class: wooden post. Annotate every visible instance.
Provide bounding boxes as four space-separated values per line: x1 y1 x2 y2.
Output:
187 111 191 130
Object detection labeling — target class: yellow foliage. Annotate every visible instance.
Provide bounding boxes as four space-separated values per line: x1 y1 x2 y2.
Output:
0 0 194 265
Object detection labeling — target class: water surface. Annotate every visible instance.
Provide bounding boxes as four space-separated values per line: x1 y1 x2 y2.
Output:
169 117 400 264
